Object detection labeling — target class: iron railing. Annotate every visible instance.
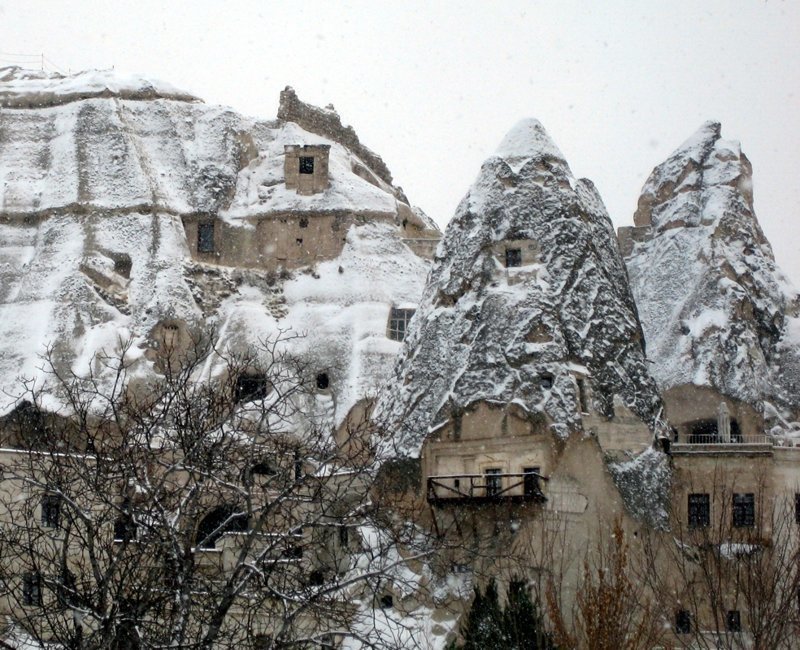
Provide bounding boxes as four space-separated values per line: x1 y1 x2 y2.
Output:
677 434 772 446
427 472 547 505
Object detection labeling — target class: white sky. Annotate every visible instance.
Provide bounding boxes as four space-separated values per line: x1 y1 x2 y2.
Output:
2 0 798 284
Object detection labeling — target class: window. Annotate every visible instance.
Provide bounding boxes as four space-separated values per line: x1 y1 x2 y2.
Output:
196 506 247 549
576 378 589 413
294 451 304 481
197 222 215 253
22 572 42 606
339 526 349 547
795 493 800 525
379 594 393 609
505 248 522 267
41 494 61 528
316 372 330 390
485 468 502 497
299 156 315 174
234 373 269 403
388 307 415 342
675 609 691 634
733 493 755 528
308 569 326 586
539 373 554 389
283 542 303 559
56 569 76 607
523 467 541 497
688 493 710 529
114 515 137 542
726 610 741 633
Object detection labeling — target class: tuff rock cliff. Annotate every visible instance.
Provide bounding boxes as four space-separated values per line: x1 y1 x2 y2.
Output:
0 67 434 423
376 119 665 457
625 122 800 434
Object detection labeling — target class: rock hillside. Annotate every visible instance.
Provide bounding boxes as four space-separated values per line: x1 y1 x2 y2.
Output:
0 67 434 424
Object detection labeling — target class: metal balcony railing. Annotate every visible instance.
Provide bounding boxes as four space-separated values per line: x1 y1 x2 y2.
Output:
427 472 547 505
676 434 773 446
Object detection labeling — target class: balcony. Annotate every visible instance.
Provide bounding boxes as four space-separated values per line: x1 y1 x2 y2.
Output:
671 433 773 456
427 472 547 506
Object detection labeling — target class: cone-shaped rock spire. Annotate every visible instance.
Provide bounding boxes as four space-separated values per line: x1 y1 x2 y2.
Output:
626 122 800 432
377 120 664 457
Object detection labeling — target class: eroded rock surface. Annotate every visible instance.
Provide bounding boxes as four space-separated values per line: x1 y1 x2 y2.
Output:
377 119 665 457
625 122 800 432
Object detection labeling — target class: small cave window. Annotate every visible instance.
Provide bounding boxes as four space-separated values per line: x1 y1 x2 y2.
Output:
539 373 554 390
235 373 269 403
388 307 416 342
308 568 326 586
198 222 215 253
576 378 589 413
379 594 394 609
299 217 309 228
22 572 42 607
505 248 522 267
338 526 349 547
113 254 132 278
316 372 330 390
283 542 304 559
41 494 61 528
114 515 137 543
243 459 278 485
299 156 315 175
675 609 691 634
253 634 273 650
196 506 248 549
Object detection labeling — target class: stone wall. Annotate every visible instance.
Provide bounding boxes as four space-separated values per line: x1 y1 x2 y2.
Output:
277 86 395 189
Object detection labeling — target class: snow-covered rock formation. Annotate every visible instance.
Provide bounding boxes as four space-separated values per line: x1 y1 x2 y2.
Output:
0 67 435 424
624 122 800 434
376 119 664 457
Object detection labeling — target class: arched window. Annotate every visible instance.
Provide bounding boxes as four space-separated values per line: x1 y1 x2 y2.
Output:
195 506 248 549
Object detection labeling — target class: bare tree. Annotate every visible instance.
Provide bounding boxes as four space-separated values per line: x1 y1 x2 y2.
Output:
0 332 438 649
637 465 800 650
545 517 664 650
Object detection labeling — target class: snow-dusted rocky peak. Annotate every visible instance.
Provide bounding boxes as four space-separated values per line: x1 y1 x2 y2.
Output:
376 120 664 457
625 122 800 429
0 66 199 108
0 69 433 423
